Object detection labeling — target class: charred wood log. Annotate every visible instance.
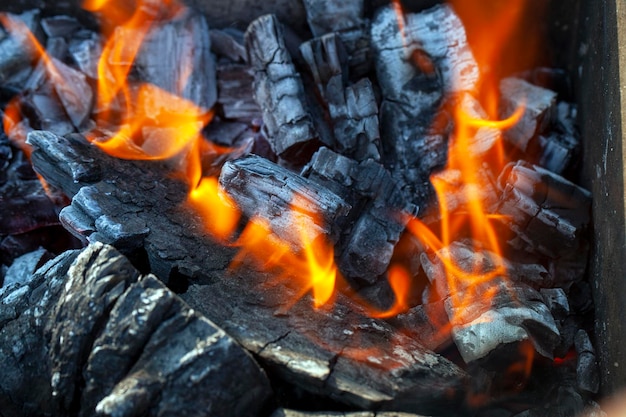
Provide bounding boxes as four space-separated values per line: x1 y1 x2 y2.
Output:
0 243 273 417
371 4 481 205
300 34 381 161
497 161 591 259
245 14 322 163
219 154 351 246
135 8 217 110
28 130 469 414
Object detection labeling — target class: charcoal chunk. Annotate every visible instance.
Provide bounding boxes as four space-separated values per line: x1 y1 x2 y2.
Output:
245 14 321 163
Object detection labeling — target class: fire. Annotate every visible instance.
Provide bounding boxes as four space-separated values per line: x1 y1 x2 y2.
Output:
229 196 339 310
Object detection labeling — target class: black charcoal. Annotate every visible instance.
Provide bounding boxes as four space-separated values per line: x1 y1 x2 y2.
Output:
219 154 350 247
245 14 321 163
0 11 40 86
68 30 102 79
2 247 51 288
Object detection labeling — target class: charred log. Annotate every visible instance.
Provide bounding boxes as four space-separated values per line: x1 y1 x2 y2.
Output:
0 243 273 417
245 14 321 163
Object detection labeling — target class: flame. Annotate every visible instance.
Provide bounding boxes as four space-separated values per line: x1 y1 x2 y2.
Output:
229 196 338 310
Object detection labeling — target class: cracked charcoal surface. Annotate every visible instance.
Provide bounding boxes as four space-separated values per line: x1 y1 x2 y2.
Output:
0 243 273 417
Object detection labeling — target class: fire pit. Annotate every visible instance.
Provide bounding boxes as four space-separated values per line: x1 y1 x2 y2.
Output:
0 0 622 416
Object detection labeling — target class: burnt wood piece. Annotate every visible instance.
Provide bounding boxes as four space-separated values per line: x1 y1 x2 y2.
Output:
219 154 351 246
0 243 273 417
28 130 469 414
216 62 262 121
23 84 75 136
245 14 321 163
421 241 560 363
497 161 592 259
303 147 416 282
300 34 381 161
134 8 216 110
499 77 557 152
0 10 39 87
372 5 476 206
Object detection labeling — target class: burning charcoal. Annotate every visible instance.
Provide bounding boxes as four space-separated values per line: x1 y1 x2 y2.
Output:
373 5 474 204
499 77 557 152
2 248 52 288
0 243 272 416
574 330 600 394
219 154 350 246
372 4 479 96
216 62 262 121
0 10 40 86
421 242 560 363
458 93 500 156
44 36 69 61
245 14 322 163
497 161 591 259
300 35 381 160
540 288 570 320
537 132 579 175
303 147 416 282
135 9 217 110
68 30 102 79
40 15 80 38
210 28 246 62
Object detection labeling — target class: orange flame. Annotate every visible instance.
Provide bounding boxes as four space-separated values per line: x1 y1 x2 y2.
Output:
229 196 339 310
81 0 211 162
